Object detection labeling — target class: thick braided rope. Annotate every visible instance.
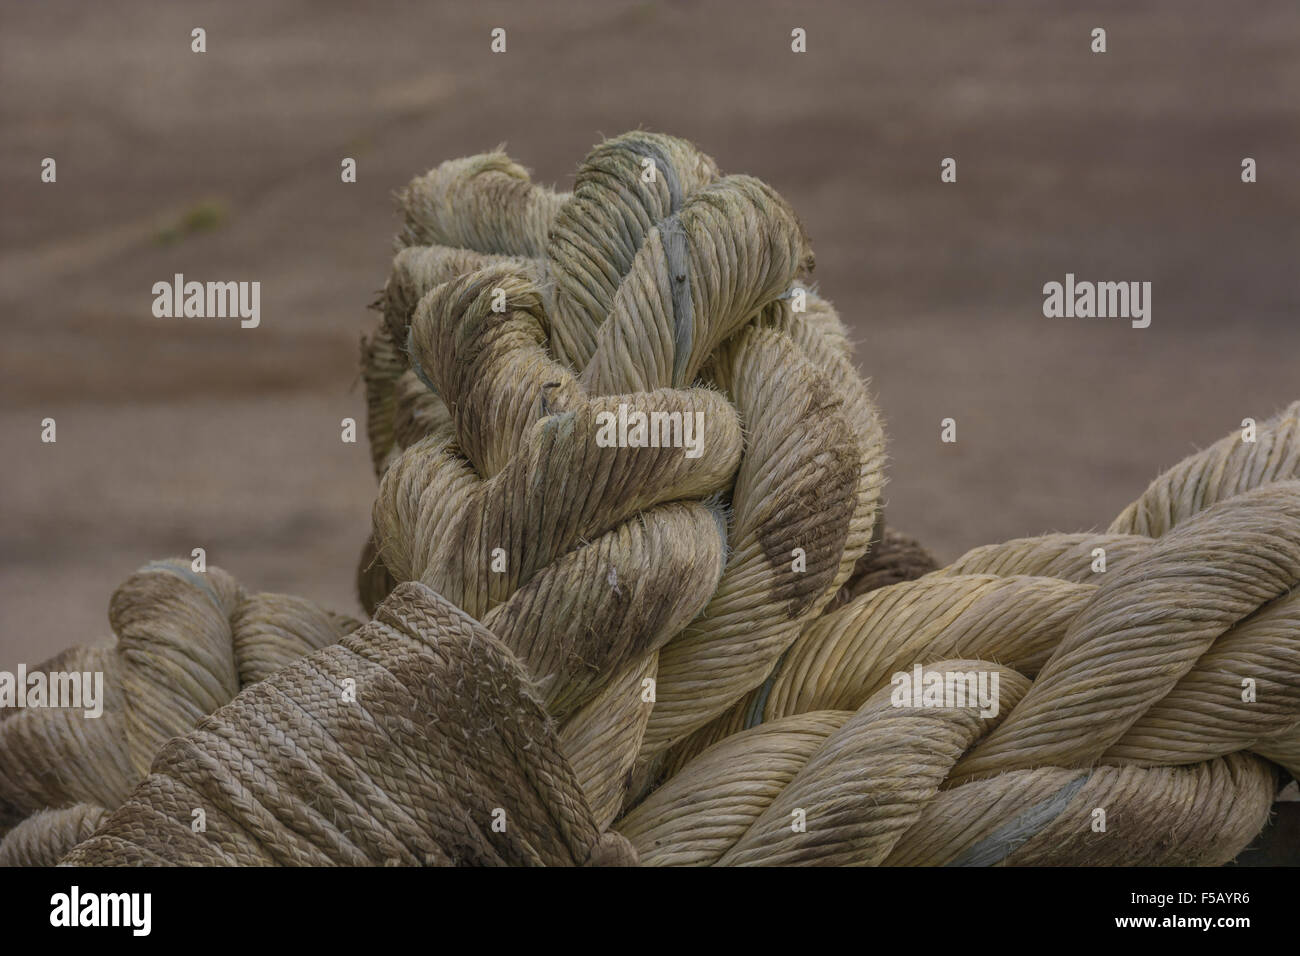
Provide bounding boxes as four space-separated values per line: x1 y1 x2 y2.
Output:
0 804 106 867
932 402 1300 581
618 670 1273 866
398 151 569 258
62 583 635 867
1 132 881 861
954 482 1300 779
20 132 1289 868
1111 400 1300 537
362 132 887 822
662 406 1300 769
619 418 1300 863
363 132 714 481
736 485 1300 777
0 560 356 860
545 134 721 371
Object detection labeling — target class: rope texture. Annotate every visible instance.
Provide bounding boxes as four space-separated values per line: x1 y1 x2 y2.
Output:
2 134 1296 867
0 560 356 863
360 131 887 823
620 404 1300 864
62 583 634 866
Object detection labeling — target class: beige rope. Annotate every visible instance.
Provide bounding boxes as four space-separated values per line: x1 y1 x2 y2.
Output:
938 532 1152 582
0 803 106 867
0 560 356 837
398 151 568 258
1110 400 1300 537
829 527 939 609
620 417 1300 864
365 132 885 821
367 135 1295 863
956 482 1300 780
6 132 1296 868
62 583 634 867
620 658 1277 866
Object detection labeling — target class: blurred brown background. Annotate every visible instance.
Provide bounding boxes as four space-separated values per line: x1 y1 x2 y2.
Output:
2 0 1298 677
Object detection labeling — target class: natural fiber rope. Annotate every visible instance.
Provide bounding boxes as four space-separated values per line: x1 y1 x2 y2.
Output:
360 135 1296 862
5 132 886 862
0 803 106 867
5 133 1297 867
617 676 1273 866
1110 401 1300 537
360 132 886 822
0 560 356 863
62 582 635 866
618 411 1300 864
829 527 940 609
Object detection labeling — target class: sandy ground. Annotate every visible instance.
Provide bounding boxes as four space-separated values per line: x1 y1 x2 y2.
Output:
1 1 1298 856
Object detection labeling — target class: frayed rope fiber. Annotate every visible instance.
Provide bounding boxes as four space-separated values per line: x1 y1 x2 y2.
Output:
2 132 1297 866
61 583 635 866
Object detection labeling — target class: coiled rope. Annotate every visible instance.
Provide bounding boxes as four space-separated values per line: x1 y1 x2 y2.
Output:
62 583 635 866
3 133 1296 867
618 403 1300 864
0 560 356 864
360 131 887 823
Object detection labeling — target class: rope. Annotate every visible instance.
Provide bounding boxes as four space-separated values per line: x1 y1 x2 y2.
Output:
0 560 356 862
0 803 105 867
829 528 939 609
4 132 1297 867
1110 401 1300 537
361 132 886 822
359 134 1299 860
618 457 1300 865
62 583 634 866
